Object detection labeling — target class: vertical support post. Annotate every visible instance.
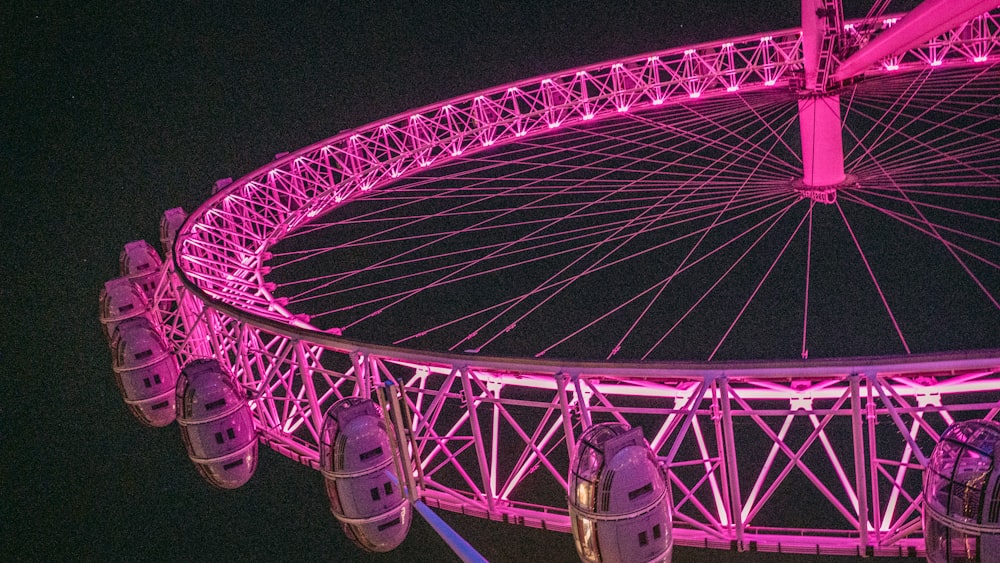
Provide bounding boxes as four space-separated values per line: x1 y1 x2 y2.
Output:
849 374 871 552
572 373 592 429
801 0 824 89
866 376 882 542
294 340 325 438
798 0 846 188
798 95 846 186
349 351 370 398
460 366 496 511
719 377 745 548
556 372 578 462
385 380 420 502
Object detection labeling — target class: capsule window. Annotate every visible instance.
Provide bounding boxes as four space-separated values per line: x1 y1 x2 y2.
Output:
215 432 225 444
628 482 653 501
653 524 662 539
223 459 244 470
135 349 154 360
227 428 236 440
360 446 383 461
370 487 381 501
384 482 393 496
376 517 401 531
151 400 170 410
638 531 648 546
205 398 227 411
144 377 152 388
119 304 134 313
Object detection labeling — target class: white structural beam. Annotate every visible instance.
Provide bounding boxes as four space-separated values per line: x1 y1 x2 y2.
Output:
833 0 1000 81
798 94 846 186
798 0 846 187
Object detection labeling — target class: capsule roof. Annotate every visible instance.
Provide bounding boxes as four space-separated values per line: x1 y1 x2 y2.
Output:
111 317 172 372
119 240 162 279
100 277 150 341
176 359 247 424
159 207 187 257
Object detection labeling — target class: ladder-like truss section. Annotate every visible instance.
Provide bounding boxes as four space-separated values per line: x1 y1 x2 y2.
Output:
160 10 1000 558
176 12 1000 319
154 267 1000 556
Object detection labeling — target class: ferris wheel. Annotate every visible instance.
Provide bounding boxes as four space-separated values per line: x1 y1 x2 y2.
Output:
101 1 1000 561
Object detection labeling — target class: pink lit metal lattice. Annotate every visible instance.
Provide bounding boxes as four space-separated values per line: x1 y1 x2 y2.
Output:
147 7 1000 558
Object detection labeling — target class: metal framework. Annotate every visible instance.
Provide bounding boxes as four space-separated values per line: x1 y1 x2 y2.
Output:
143 8 1000 558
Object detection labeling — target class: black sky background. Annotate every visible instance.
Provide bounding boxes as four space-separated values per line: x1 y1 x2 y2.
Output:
3 1 921 560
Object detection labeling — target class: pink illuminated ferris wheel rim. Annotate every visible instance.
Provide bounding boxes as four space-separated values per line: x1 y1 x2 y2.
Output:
174 14 1000 367
150 11 1000 556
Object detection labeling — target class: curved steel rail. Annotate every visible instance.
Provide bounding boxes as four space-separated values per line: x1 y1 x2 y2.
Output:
161 11 1000 557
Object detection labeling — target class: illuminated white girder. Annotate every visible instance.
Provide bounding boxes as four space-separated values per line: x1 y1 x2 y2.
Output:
833 0 1000 82
798 0 846 188
125 6 1000 558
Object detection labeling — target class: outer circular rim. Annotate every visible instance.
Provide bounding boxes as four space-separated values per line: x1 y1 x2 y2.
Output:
173 14 1000 376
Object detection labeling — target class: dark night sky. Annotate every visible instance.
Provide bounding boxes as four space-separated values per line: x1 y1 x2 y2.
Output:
3 2 922 561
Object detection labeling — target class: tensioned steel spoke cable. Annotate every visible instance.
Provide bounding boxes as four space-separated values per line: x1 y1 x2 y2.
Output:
300 189 791 313
846 67 999 175
278 121 685 300
839 71 1000 314
272 114 679 265
835 198 910 354
290 96 788 312
607 108 800 359
848 185 1000 227
847 119 1000 181
840 190 1000 264
325 109 759 331
802 201 814 360
738 94 803 166
272 125 671 273
306 104 796 348
845 69 930 169
641 195 800 360
383 190 795 346
535 194 800 358
707 204 810 361
324 180 783 228
450 114 794 354
844 71 930 165
854 183 1000 201
464 105 801 355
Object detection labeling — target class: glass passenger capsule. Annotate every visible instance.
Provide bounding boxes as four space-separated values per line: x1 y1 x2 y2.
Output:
924 420 1000 563
176 359 258 489
569 422 672 563
99 277 150 343
110 316 179 427
320 397 410 552
159 207 187 257
119 240 162 301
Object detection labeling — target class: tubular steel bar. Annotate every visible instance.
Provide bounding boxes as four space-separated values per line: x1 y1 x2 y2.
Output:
153 7 1000 558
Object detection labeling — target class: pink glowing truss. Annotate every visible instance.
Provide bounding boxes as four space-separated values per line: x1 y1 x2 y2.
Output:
147 7 1000 557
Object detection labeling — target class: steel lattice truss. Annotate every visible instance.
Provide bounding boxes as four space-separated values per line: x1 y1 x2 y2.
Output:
155 274 1000 556
158 10 1000 558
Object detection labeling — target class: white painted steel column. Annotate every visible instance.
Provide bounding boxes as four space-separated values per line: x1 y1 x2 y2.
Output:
719 377 745 548
799 95 846 186
460 366 497 510
849 374 871 552
295 340 325 438
833 0 1000 82
798 0 846 187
